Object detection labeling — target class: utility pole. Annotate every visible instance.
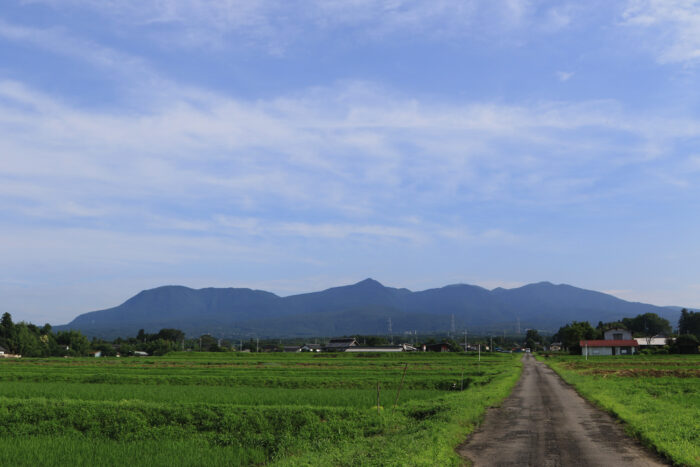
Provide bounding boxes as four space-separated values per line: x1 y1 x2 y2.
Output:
256 337 259 353
388 318 393 344
463 329 468 352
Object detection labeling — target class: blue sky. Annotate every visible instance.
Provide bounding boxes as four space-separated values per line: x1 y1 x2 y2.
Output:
2 0 700 325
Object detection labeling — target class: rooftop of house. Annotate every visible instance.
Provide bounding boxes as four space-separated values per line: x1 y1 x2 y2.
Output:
580 339 639 347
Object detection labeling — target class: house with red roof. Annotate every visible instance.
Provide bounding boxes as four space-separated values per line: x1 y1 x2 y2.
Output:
580 328 638 356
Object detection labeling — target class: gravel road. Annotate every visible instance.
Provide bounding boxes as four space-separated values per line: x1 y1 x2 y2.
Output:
458 353 667 466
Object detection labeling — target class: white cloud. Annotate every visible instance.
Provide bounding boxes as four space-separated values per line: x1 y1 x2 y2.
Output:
18 0 570 51
556 71 574 81
2 77 698 231
622 0 700 64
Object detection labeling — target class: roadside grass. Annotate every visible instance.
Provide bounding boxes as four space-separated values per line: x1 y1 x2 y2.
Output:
539 354 700 467
0 352 521 466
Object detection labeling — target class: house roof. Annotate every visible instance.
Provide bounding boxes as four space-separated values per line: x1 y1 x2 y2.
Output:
325 338 358 348
580 339 639 347
0 345 6 352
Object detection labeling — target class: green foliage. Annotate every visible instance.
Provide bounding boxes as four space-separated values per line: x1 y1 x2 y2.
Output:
672 334 699 354
621 313 672 336
679 309 700 339
0 352 522 465
554 321 598 354
540 354 700 466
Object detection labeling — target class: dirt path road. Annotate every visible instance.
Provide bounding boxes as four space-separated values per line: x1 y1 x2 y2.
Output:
458 354 666 466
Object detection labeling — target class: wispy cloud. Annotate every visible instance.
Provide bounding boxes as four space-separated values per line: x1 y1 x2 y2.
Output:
19 0 573 51
556 71 574 81
622 0 700 64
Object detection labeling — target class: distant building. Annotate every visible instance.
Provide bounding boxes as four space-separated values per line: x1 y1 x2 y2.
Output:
283 346 301 353
92 351 102 358
634 336 671 348
300 344 321 352
324 338 358 351
0 345 21 358
424 343 450 352
133 351 149 357
549 342 563 352
580 328 638 356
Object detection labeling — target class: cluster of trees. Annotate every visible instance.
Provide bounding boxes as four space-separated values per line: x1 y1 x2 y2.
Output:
0 313 192 357
0 313 91 357
553 310 699 354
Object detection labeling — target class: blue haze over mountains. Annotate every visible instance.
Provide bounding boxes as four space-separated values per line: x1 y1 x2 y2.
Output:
56 279 681 339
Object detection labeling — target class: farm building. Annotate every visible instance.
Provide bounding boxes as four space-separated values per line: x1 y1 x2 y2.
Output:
283 346 301 353
300 344 321 352
580 328 638 356
324 338 358 351
634 336 671 348
133 351 149 357
423 343 450 352
549 342 563 351
0 345 21 358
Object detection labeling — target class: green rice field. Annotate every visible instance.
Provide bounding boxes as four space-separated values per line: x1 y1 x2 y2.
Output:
0 351 522 466
540 354 700 467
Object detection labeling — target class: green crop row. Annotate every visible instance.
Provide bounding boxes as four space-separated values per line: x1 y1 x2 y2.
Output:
0 382 442 407
0 352 522 465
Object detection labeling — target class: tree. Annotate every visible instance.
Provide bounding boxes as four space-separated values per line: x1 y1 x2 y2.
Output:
673 334 699 354
678 309 700 339
621 313 672 336
525 329 542 350
55 330 91 356
156 328 185 343
554 321 597 354
14 323 42 357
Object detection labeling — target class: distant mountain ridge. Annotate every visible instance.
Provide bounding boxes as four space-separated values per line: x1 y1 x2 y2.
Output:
56 279 681 339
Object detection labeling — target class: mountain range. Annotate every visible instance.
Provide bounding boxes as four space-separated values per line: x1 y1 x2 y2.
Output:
55 279 683 339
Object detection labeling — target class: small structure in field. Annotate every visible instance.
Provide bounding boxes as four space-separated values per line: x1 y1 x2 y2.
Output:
549 342 563 351
92 351 102 358
300 344 321 352
324 338 358 351
580 328 638 356
0 345 21 358
423 343 450 352
133 350 149 357
283 346 301 353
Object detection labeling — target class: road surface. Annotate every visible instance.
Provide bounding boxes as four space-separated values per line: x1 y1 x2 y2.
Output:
458 353 667 466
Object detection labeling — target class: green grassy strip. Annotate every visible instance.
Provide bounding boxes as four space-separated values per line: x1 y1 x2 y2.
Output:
277 357 523 466
539 355 700 467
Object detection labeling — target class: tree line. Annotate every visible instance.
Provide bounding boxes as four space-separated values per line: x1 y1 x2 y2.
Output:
0 313 189 357
553 310 700 354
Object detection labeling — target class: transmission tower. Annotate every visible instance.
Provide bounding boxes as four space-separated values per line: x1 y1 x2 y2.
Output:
388 318 393 344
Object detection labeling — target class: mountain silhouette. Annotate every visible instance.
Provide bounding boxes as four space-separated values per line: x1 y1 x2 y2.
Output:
55 279 680 339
